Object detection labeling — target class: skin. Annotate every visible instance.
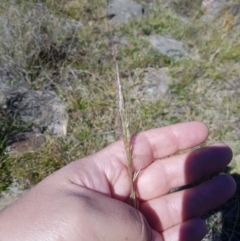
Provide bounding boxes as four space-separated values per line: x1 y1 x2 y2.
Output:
0 121 236 241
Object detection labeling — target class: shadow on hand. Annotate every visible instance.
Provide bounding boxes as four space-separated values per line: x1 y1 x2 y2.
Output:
180 146 239 240
202 168 240 241
139 145 239 240
181 147 240 241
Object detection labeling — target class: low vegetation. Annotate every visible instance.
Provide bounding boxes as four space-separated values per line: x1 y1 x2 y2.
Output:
0 0 240 239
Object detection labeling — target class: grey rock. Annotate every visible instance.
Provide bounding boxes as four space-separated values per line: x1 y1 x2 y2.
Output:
132 67 171 102
5 86 68 136
144 68 170 99
147 34 190 60
107 0 144 25
0 62 68 153
201 0 232 21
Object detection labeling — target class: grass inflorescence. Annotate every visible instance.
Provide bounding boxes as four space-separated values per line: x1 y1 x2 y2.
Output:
110 32 138 209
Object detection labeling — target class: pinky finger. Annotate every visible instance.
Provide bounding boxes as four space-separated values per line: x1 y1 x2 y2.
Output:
160 218 207 241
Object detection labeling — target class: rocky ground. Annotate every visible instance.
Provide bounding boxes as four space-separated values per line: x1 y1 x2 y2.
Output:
1 0 240 240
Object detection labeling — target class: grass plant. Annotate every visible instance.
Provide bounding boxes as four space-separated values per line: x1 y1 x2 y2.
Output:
0 0 240 239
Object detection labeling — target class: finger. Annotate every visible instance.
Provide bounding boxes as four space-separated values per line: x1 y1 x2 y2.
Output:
140 174 236 232
161 218 207 241
65 122 208 200
137 144 233 200
97 121 209 170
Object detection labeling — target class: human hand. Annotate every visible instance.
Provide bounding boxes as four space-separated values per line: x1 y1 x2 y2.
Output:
0 122 236 241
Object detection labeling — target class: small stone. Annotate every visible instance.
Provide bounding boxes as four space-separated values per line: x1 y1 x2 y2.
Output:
132 67 171 102
201 0 231 21
5 86 68 137
147 34 190 60
107 0 144 25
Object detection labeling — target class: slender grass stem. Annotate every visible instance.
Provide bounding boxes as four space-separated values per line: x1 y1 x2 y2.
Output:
110 33 138 209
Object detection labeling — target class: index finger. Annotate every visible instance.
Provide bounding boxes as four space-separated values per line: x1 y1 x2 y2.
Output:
98 121 209 170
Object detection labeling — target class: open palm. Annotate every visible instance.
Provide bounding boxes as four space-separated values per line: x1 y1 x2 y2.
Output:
0 122 236 241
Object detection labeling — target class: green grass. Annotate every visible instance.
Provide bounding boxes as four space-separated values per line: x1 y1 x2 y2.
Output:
0 0 240 239
0 0 239 188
